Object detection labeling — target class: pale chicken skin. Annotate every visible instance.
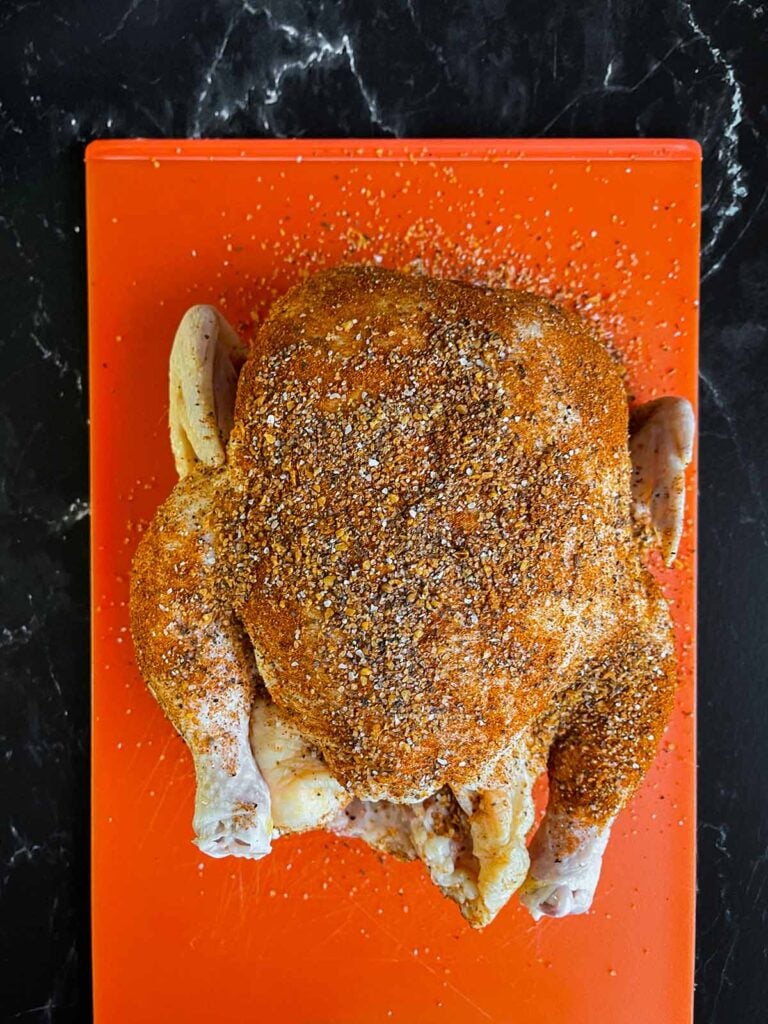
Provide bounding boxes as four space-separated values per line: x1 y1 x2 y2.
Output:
130 266 694 926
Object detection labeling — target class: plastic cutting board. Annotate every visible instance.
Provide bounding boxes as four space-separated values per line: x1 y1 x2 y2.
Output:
87 138 699 1024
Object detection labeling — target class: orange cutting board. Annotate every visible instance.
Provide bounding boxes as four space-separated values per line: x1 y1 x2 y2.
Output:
87 138 698 1024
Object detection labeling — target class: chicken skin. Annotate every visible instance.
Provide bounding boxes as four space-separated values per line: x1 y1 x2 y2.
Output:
130 266 693 926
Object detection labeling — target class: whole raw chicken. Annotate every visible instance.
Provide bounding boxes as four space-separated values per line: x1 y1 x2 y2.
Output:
130 265 694 927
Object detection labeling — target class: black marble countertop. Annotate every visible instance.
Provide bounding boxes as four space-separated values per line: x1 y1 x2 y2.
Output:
1 2 766 1021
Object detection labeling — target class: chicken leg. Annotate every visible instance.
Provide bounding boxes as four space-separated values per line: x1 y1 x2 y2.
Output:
132 305 272 857
131 473 273 858
520 588 676 919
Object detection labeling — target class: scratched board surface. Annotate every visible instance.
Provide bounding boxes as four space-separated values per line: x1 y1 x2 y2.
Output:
87 139 698 1024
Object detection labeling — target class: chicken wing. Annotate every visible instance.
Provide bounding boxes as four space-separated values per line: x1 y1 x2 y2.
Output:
169 304 248 477
630 396 695 564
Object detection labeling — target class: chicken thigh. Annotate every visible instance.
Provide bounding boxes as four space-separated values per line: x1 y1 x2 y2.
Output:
130 266 693 925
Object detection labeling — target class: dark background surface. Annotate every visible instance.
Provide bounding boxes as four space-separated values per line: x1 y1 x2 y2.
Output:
0 1 766 1021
